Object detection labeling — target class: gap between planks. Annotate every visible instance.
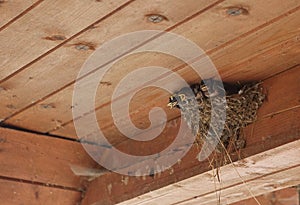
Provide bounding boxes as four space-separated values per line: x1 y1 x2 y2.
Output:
55 62 299 144
0 0 136 84
0 126 101 189
0 175 83 192
0 178 82 205
0 0 44 32
172 164 300 205
0 123 79 142
82 131 300 205
4 3 300 134
0 0 226 121
0 0 223 83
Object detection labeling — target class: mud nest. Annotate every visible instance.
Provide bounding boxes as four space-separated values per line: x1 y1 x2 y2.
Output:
196 83 265 153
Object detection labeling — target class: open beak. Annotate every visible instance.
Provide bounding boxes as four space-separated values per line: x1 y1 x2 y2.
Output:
167 102 178 109
167 96 178 109
167 102 174 108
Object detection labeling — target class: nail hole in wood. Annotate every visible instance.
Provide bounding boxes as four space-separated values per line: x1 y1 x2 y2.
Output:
146 14 168 23
74 42 96 51
100 81 112 86
6 104 16 109
226 7 249 16
40 103 56 109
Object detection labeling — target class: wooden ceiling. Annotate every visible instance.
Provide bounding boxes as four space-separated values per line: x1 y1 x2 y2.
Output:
0 0 299 139
0 0 299 204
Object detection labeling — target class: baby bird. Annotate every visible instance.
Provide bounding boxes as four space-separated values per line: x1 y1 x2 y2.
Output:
168 79 241 135
168 79 241 110
168 79 264 151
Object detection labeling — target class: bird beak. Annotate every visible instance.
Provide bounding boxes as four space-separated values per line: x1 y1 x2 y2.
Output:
168 96 175 109
167 102 178 109
167 102 173 108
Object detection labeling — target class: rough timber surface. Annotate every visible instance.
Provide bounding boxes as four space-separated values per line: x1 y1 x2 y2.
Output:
81 67 300 204
0 0 37 29
0 0 129 81
0 178 81 205
2 0 300 140
1 0 218 130
0 127 99 189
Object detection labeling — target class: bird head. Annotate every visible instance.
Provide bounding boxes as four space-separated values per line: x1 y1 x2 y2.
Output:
167 94 186 109
167 86 195 109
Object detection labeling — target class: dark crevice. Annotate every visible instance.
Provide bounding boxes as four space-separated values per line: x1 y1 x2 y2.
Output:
0 0 136 84
2 0 226 124
262 64 300 81
0 175 84 192
0 0 44 32
45 5 300 131
0 123 80 143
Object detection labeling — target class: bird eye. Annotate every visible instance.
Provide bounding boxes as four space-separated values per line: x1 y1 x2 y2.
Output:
200 85 208 92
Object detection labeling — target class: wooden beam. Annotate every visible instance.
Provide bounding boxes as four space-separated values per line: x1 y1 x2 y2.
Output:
117 140 300 205
0 127 99 189
229 187 299 205
81 107 300 205
81 67 300 205
0 178 81 205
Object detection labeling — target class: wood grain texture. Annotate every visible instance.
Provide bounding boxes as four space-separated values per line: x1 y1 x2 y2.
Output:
54 7 300 138
0 0 129 81
53 36 300 141
0 127 98 189
3 0 300 139
82 136 300 205
0 179 81 205
0 0 38 29
80 67 300 205
257 66 300 117
171 164 300 205
0 0 217 126
230 187 299 205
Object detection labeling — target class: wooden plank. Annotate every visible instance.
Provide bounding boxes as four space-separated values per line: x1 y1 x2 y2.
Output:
0 0 130 81
230 187 299 205
0 127 99 189
53 63 300 145
171 164 300 205
56 7 300 139
245 106 300 148
0 0 217 126
0 0 37 29
52 64 300 143
3 0 299 138
80 67 300 204
82 132 300 205
0 0 217 122
0 179 81 205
